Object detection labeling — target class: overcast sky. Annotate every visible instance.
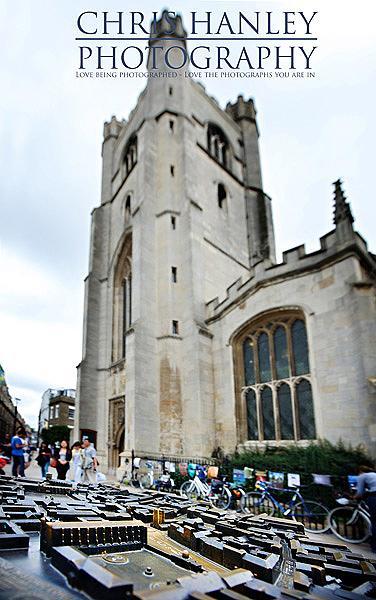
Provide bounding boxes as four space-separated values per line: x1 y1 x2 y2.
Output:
0 0 375 428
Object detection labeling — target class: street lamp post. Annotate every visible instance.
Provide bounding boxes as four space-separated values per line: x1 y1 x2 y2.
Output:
13 398 21 435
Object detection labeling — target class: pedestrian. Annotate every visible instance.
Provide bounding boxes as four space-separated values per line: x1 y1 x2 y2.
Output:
23 435 31 472
53 440 72 480
71 441 83 483
11 427 27 477
0 433 12 460
0 453 8 475
36 442 52 478
81 439 98 484
355 465 376 553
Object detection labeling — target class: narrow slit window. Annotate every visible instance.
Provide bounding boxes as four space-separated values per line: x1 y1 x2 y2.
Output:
169 86 173 96
170 165 175 177
169 120 174 133
171 216 176 229
218 183 227 209
172 320 179 335
171 267 177 283
125 195 131 216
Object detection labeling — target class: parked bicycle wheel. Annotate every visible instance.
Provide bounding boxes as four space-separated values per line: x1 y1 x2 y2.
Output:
241 492 275 516
186 484 203 502
292 501 330 533
329 505 371 543
210 486 231 510
180 480 193 497
138 472 153 489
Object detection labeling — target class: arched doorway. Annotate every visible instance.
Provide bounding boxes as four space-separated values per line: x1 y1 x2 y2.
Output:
108 396 125 472
110 424 125 471
117 428 124 467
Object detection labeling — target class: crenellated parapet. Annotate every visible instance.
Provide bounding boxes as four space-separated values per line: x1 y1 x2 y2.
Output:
103 115 125 142
226 95 257 125
206 180 375 321
149 9 186 44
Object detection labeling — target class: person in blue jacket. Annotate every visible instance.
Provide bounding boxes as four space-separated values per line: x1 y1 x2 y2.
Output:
11 427 27 477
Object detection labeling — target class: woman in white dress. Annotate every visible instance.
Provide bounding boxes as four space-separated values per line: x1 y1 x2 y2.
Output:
71 441 83 483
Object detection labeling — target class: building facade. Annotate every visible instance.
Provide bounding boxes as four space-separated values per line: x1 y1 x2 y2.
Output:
39 389 76 439
76 13 376 472
0 364 29 440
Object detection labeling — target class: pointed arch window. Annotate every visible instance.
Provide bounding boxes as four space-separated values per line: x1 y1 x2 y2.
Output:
122 274 132 358
123 135 137 179
113 236 132 362
207 123 230 169
236 311 316 442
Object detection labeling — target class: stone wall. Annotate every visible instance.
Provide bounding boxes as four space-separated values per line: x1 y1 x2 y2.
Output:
208 252 376 457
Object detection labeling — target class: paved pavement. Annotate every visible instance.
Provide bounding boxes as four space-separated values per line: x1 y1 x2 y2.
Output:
3 458 375 559
3 455 116 482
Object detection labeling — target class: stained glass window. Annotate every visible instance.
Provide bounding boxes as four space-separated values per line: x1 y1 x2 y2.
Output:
274 326 289 379
292 320 309 375
243 339 255 385
258 332 271 383
296 379 316 439
278 384 294 440
240 313 315 443
261 387 275 440
246 389 258 440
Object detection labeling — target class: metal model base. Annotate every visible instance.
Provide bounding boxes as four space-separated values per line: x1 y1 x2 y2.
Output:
0 474 375 599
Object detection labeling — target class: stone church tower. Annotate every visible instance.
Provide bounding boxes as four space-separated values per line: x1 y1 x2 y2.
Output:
76 12 275 469
76 12 376 471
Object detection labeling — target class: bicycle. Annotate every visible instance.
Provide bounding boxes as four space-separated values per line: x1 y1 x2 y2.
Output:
123 469 153 489
241 480 330 533
329 498 371 543
180 475 232 509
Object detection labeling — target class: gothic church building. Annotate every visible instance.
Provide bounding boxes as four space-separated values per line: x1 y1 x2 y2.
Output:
76 13 376 472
